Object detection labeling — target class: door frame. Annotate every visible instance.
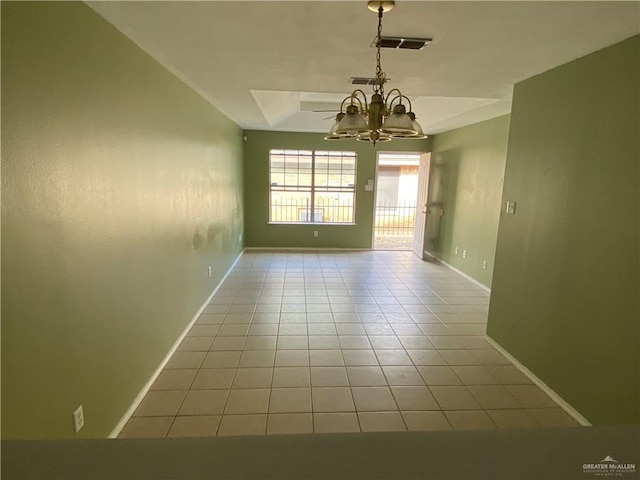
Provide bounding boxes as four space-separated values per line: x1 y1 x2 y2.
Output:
370 151 427 251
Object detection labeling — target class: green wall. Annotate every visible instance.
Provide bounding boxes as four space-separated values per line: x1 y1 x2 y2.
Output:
1 2 244 438
487 36 639 424
243 130 430 248
427 115 510 287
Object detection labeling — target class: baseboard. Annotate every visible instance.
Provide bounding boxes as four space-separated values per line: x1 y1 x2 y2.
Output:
484 335 592 427
426 253 491 293
108 249 246 438
435 254 589 426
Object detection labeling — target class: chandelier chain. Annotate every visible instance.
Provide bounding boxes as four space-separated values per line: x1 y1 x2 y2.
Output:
375 6 385 96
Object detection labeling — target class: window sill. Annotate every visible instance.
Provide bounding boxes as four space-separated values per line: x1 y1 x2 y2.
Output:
267 222 356 226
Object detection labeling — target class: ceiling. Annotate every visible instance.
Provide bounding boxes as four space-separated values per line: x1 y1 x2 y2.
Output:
88 1 639 135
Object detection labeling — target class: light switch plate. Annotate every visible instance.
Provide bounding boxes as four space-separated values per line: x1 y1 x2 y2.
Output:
364 179 374 192
506 200 517 215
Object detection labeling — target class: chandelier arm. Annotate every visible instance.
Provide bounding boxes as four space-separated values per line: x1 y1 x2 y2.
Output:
385 91 414 112
402 95 413 112
384 88 403 105
339 94 365 113
350 89 370 113
339 96 353 112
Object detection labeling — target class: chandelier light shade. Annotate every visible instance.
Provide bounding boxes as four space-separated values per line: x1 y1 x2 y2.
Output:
388 112 428 139
406 112 428 139
334 105 369 135
324 1 427 145
325 113 353 140
380 103 416 134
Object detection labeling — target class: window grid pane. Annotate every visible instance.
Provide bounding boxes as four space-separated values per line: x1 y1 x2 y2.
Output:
270 150 313 190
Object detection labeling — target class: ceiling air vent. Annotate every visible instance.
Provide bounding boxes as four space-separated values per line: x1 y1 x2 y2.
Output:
349 77 389 86
374 36 432 50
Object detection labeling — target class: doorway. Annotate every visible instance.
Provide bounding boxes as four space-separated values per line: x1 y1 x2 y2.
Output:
373 152 430 254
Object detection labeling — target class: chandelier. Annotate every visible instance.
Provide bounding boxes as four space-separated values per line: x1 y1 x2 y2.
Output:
325 1 427 145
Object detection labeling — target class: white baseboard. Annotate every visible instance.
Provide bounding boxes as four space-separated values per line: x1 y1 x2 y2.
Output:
426 253 491 293
433 252 589 426
484 335 592 426
109 249 246 438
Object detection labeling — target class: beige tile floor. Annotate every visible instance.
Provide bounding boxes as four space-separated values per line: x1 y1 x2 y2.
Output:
119 250 580 438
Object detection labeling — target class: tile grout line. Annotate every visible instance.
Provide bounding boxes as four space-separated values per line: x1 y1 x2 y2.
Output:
163 353 208 438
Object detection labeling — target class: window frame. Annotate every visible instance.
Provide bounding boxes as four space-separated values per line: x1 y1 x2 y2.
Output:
268 149 357 225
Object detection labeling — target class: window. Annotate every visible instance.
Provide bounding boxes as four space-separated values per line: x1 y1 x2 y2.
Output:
269 149 356 224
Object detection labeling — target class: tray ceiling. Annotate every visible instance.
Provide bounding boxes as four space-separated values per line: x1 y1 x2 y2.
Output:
88 1 639 134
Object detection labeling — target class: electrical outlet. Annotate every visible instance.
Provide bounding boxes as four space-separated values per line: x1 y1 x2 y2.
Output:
462 249 467 259
454 247 458 255
239 233 242 243
207 266 212 277
72 405 84 433
313 231 318 237
482 260 488 269
506 200 517 215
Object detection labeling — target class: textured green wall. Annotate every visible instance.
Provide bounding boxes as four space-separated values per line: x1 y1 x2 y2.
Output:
243 130 430 248
1 2 244 438
487 36 639 424
427 116 510 287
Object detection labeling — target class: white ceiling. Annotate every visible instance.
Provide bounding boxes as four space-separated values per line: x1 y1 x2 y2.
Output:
88 1 639 135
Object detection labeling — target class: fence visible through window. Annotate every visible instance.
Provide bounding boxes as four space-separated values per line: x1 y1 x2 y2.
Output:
270 198 354 224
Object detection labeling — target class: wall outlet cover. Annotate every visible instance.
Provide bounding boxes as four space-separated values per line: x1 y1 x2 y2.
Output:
72 405 84 433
